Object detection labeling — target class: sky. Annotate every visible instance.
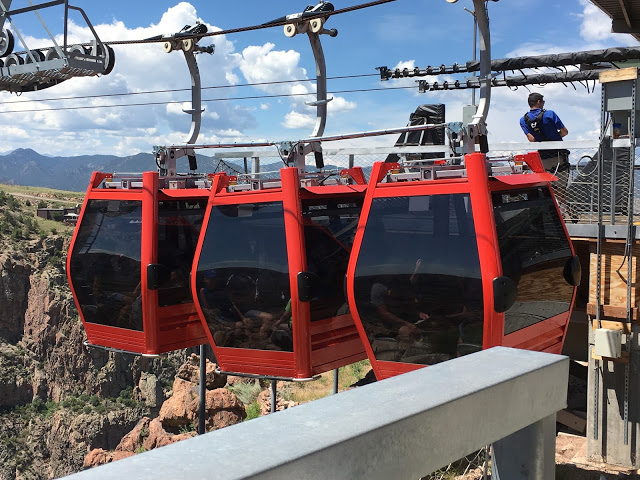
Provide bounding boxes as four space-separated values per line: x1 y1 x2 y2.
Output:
0 0 638 157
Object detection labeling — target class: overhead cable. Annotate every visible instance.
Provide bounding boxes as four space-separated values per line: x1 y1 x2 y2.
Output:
0 73 378 104
0 85 416 114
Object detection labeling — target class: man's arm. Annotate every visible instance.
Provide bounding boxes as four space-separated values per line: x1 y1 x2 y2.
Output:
520 116 537 142
559 126 568 138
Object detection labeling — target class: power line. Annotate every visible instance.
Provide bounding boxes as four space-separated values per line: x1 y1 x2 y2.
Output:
0 85 415 114
0 73 378 104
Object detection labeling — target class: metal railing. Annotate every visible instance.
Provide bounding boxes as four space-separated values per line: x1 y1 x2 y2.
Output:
201 139 639 236
61 347 568 480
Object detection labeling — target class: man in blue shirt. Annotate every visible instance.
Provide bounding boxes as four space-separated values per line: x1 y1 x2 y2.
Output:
520 92 569 172
521 92 574 218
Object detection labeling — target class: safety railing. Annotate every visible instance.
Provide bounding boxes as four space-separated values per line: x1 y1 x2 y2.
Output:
201 139 639 236
61 347 568 480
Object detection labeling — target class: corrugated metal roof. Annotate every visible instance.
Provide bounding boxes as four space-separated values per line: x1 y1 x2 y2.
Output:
590 0 640 42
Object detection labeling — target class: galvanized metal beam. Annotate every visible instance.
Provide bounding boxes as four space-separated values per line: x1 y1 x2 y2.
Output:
61 347 568 480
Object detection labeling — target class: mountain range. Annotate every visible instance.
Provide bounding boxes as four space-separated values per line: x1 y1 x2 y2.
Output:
0 148 274 192
0 148 160 192
0 148 348 192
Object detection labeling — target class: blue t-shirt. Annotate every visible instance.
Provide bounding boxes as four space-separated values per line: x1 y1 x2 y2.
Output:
520 108 565 142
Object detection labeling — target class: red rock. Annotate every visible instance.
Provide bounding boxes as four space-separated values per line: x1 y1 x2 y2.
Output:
158 378 196 427
115 417 150 452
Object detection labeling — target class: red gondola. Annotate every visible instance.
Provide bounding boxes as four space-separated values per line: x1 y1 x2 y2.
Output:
191 167 368 379
346 152 580 379
67 171 210 355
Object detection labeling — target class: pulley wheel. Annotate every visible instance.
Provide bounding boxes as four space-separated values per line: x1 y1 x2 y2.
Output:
44 47 61 61
67 44 88 56
181 38 194 52
162 41 174 53
310 18 324 33
4 53 24 66
25 50 45 64
102 45 115 75
0 29 14 57
284 23 297 37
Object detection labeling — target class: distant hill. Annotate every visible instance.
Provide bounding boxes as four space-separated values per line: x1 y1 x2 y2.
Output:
0 149 345 192
0 149 158 192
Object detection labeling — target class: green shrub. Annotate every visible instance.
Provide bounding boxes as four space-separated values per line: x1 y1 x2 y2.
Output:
37 200 47 209
227 379 262 405
245 402 261 420
31 397 44 413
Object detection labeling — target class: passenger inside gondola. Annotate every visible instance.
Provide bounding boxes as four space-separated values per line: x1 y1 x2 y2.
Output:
353 194 484 365
195 202 293 351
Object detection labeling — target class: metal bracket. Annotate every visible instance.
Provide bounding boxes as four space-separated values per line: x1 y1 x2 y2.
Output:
461 0 491 154
154 146 197 177
277 1 337 171
160 23 215 172
162 23 214 146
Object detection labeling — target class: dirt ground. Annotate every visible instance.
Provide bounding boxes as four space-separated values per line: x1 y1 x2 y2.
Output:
555 432 640 479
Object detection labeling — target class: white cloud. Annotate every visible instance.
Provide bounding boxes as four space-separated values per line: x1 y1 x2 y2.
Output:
575 0 638 47
327 97 356 115
282 110 316 129
0 3 253 156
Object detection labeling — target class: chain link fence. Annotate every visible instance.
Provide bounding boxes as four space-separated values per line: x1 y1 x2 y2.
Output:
208 144 639 228
422 447 490 480
492 146 640 226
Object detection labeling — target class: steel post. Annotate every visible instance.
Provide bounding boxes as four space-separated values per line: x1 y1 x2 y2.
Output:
492 414 556 480
199 344 206 435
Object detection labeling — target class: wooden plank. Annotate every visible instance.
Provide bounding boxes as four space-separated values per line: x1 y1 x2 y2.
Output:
586 303 640 322
591 350 630 364
599 67 638 83
589 241 640 308
556 409 587 433
590 319 633 335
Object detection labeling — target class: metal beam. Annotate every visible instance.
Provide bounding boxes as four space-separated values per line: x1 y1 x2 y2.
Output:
612 18 640 34
61 347 568 480
618 0 633 29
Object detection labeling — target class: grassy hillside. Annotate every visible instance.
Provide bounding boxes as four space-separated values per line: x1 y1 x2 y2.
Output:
0 184 81 241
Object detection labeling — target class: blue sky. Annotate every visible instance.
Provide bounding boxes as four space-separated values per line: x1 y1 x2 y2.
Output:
0 0 638 156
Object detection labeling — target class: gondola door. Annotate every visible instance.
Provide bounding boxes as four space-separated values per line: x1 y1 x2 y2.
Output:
347 158 493 379
487 160 578 355
192 170 301 378
346 153 578 380
68 171 209 355
192 167 367 379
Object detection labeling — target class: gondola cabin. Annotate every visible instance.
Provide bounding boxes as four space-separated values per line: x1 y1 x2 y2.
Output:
347 152 580 379
67 171 210 355
191 166 368 379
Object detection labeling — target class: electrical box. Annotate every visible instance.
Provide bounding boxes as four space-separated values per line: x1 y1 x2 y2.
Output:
594 328 622 358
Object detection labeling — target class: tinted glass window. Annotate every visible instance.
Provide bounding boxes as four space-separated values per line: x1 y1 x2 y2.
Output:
494 188 574 335
157 200 206 307
69 200 143 331
196 202 292 351
353 194 483 366
302 198 363 321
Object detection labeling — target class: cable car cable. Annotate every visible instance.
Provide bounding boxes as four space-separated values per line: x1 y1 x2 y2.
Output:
7 0 397 55
0 73 379 105
0 85 416 114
